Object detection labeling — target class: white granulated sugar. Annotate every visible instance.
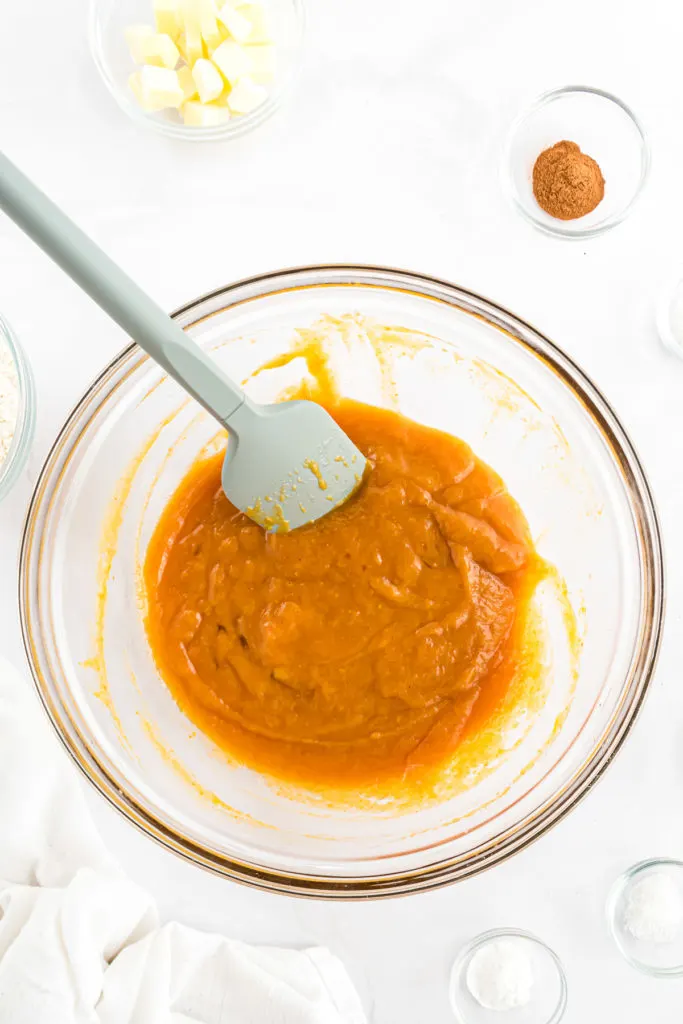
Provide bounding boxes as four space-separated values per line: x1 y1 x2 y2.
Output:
624 872 683 944
467 938 534 1012
0 339 19 468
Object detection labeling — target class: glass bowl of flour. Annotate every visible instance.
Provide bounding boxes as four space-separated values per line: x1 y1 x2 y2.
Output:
449 928 567 1023
0 313 36 503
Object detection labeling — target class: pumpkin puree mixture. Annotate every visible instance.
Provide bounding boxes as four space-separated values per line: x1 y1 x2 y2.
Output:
144 398 547 790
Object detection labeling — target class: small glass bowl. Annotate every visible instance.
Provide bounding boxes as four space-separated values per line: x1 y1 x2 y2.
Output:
0 313 36 504
607 859 683 976
89 0 305 142
504 85 649 238
656 269 683 359
449 929 567 1024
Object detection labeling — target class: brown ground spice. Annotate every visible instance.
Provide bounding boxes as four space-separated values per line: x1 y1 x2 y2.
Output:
532 140 605 220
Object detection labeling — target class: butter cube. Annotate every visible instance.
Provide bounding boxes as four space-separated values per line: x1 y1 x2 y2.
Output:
125 24 154 62
237 3 271 44
125 26 180 68
153 0 182 40
227 75 267 114
192 58 224 102
181 0 205 64
128 72 154 111
217 3 253 43
198 0 223 51
211 38 251 84
138 65 185 109
247 44 275 82
177 64 198 101
182 100 232 126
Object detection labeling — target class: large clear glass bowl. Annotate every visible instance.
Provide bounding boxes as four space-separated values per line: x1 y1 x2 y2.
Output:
19 266 663 898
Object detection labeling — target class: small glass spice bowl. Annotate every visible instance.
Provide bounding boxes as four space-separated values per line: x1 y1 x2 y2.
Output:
607 859 683 976
89 0 305 142
503 85 649 238
656 268 683 359
449 928 567 1024
0 313 36 504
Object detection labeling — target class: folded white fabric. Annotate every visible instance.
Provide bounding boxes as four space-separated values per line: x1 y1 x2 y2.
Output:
0 656 366 1024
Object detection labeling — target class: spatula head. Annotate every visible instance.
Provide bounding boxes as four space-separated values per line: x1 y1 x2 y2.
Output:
221 400 367 532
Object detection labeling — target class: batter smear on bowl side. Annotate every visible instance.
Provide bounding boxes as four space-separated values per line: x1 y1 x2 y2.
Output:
144 398 547 790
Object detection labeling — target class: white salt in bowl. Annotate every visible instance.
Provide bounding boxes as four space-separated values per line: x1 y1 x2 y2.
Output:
608 859 683 976
0 313 36 504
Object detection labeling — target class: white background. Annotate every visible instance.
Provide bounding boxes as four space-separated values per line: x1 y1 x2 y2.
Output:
2 0 683 1020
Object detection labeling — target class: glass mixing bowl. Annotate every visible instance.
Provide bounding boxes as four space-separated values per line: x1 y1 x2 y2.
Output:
19 266 663 898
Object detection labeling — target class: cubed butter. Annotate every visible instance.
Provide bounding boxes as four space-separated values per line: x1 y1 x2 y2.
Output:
125 1 273 124
128 71 155 111
177 64 198 100
138 65 185 109
247 43 275 82
153 0 182 40
180 0 205 64
126 26 180 68
237 3 271 44
182 100 232 126
192 58 224 102
211 38 251 84
227 75 267 113
217 3 253 43
125 24 154 62
197 0 223 51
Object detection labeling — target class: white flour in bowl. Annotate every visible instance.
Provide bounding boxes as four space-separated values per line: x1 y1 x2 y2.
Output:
467 938 534 1011
0 339 19 468
624 872 683 944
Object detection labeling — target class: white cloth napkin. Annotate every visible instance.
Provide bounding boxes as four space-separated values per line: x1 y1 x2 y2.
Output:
0 656 366 1024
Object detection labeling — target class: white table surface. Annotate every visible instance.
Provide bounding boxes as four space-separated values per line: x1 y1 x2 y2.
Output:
2 0 683 1020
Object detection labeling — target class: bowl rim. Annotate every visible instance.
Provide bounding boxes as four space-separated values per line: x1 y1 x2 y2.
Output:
87 0 306 142
503 84 650 239
0 312 36 503
19 264 665 898
449 927 567 1023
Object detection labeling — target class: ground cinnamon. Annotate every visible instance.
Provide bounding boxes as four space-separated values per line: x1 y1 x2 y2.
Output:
532 140 605 220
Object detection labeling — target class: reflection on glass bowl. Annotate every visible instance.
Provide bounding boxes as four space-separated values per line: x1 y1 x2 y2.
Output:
20 266 663 897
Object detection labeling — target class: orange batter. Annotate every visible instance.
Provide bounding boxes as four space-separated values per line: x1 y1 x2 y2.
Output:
144 400 545 789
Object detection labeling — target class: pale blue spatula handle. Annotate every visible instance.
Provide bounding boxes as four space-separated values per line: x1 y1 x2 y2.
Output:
0 151 247 428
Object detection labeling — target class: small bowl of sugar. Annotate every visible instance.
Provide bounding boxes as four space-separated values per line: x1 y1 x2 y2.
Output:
607 858 683 976
0 313 36 503
449 928 567 1024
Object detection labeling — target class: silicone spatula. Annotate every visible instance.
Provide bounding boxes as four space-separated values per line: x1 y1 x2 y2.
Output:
0 152 366 531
